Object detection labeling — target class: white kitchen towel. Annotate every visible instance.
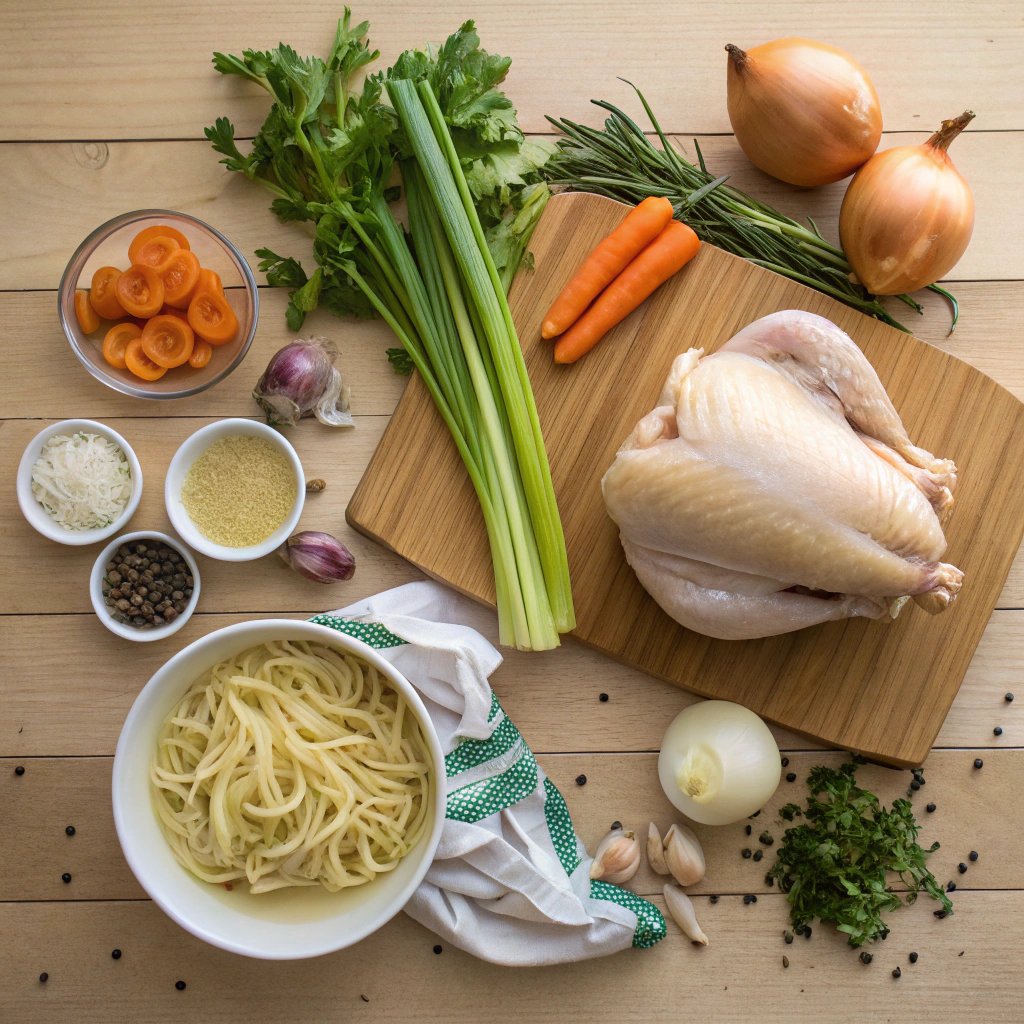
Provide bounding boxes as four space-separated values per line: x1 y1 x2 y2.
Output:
309 581 665 966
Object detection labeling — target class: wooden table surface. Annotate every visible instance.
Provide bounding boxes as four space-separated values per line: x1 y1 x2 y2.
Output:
1 2 1021 1021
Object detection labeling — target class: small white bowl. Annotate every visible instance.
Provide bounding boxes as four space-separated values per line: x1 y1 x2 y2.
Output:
165 418 304 561
91 531 200 642
17 418 143 546
112 618 446 960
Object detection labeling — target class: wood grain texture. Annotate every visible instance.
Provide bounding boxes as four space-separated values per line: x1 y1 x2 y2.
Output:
1 132 1018 290
2 750 1014 901
3 608 1021 758
348 193 1024 767
2 894 1020 1023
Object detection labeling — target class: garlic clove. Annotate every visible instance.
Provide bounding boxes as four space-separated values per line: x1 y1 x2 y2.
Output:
664 884 709 946
663 822 706 887
647 822 670 875
589 827 641 885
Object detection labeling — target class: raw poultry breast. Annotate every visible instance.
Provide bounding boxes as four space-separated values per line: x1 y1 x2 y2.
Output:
601 310 963 639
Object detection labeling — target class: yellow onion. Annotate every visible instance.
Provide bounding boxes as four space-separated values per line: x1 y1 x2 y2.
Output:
839 111 975 295
725 38 881 186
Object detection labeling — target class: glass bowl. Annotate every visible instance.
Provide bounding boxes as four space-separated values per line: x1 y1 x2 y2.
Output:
58 210 259 400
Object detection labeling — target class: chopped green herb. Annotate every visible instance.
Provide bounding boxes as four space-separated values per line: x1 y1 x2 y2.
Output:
768 763 952 947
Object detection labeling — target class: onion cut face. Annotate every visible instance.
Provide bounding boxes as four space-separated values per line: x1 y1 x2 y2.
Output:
839 111 976 295
725 38 882 187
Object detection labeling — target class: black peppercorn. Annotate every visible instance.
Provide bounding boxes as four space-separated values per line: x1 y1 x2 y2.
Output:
65 826 75 836
802 926 812 938
758 831 773 846
910 780 921 790
61 873 71 883
575 774 586 786
782 955 790 968
969 850 978 861
926 802 936 812
892 966 901 978
599 693 609 702
958 862 968 874
909 951 919 963
947 881 956 892
742 848 752 858
753 849 763 862
781 756 789 767
973 758 983 769
1006 693 1015 702
745 824 752 835
784 931 794 944
175 981 186 991
433 945 443 954
786 772 796 782
111 949 121 960
611 821 621 831
15 765 25 776
39 973 48 983
860 951 873 964
993 726 1003 736
765 873 774 885
743 894 756 904
748 809 761 818
934 909 948 918
709 894 719 904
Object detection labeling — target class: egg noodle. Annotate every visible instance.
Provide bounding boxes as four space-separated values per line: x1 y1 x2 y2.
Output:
150 640 432 894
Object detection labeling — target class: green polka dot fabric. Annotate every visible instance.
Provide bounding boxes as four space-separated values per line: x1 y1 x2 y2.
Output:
446 743 539 823
307 615 408 650
543 778 582 876
445 712 520 779
589 881 667 949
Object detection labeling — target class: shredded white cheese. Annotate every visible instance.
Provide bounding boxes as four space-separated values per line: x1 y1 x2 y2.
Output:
31 431 132 531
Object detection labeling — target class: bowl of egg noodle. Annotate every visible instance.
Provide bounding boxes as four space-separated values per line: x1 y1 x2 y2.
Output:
112 618 446 959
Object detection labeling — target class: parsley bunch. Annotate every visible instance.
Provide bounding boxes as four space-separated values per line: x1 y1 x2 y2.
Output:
769 763 952 947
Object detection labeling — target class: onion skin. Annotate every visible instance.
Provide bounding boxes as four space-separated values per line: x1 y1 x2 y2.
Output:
840 111 975 295
726 38 882 187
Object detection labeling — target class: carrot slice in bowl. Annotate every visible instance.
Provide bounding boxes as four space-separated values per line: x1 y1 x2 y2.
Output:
188 288 238 345
128 225 190 264
125 336 167 381
116 265 165 318
161 249 202 308
133 235 180 274
102 322 142 370
141 314 195 368
188 339 213 368
89 266 128 320
195 267 224 295
74 290 101 333
159 304 191 323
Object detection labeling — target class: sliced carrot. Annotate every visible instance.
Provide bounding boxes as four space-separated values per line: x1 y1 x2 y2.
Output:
88 266 128 320
188 288 238 345
102 322 142 370
161 249 202 308
553 221 701 364
542 197 674 339
195 267 224 295
115 264 165 318
159 304 191 323
124 336 167 380
141 314 194 368
128 225 190 264
133 235 180 274
74 290 101 333
188 339 213 368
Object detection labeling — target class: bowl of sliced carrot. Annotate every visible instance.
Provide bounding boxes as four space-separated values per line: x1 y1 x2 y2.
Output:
59 210 259 400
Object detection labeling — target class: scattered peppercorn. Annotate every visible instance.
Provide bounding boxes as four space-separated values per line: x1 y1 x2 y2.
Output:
748 810 761 818
599 693 609 702
1006 693 1015 702
753 849 763 862
709 894 719 904
802 926 812 938
958 862 968 874
611 821 621 831
993 726 1003 736
892 966 901 979
958 951 964 957
65 826 75 836
745 824 752 835
15 766 25 776
910 780 921 790
786 772 796 782
782 955 790 968
743 894 757 904
575 774 586 786
860 951 873 964
742 848 752 859
433 945 443 954
947 881 956 892
973 758 983 769
758 831 774 846
765 873 774 886
784 931 794 944
175 981 186 991
781 757 790 767
934 909 948 919
61 873 71 884
909 951 919 963
39 973 48 983
969 851 979 862
926 803 936 813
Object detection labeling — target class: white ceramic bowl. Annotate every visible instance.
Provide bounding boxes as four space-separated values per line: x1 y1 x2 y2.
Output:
165 418 304 561
90 531 200 642
112 619 446 960
17 418 143 546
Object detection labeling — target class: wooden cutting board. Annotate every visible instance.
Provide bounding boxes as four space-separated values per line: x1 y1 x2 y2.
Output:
348 192 1024 767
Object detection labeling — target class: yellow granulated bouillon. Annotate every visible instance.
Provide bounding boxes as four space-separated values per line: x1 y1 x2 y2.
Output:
181 435 297 547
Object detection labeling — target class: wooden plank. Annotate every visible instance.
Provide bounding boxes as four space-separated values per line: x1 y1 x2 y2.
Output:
1 1 1019 140
1 132 1018 290
1 892 1019 1023
2 609 1020 758
347 192 1024 768
0 416 424 616
2 750 1015 901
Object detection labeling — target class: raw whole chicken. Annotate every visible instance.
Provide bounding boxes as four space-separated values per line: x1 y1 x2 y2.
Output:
601 310 963 640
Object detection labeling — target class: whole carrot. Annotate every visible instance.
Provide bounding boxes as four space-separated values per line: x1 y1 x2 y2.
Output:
553 221 701 364
542 196 674 339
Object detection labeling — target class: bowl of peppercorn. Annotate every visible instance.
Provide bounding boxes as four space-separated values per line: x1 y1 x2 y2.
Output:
90 531 200 642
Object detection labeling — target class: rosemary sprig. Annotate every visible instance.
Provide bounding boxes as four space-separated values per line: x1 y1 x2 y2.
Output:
543 83 959 332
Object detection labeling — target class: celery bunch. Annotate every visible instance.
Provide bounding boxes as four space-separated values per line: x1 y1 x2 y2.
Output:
207 14 573 649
